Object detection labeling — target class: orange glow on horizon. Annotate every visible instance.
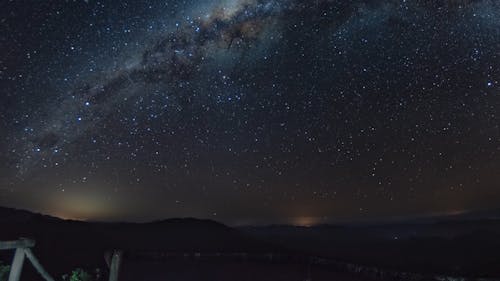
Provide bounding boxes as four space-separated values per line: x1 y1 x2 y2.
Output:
291 216 321 227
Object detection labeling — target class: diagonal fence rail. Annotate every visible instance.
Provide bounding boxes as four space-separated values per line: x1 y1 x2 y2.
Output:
1 238 123 281
0 238 54 281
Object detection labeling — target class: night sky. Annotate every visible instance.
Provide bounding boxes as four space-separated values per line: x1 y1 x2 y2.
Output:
0 0 499 225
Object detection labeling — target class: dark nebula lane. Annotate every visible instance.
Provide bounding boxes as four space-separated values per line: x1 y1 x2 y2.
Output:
0 0 499 224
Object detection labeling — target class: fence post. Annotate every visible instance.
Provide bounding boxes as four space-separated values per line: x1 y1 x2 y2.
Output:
8 248 25 281
108 250 123 281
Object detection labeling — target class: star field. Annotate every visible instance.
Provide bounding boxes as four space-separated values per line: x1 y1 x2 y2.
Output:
0 0 499 224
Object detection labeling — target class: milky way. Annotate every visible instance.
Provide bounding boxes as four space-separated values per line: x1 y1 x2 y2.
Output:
12 0 285 173
0 0 499 224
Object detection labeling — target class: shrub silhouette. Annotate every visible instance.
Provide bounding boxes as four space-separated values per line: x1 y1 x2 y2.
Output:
62 268 96 281
0 261 11 281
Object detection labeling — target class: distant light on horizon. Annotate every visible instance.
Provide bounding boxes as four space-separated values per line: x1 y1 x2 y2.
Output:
291 216 322 227
46 187 117 222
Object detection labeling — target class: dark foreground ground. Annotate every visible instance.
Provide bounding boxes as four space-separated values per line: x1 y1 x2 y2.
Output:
2 206 500 281
120 260 368 281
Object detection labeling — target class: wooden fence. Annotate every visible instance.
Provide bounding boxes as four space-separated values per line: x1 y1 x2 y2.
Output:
0 239 123 281
0 238 54 281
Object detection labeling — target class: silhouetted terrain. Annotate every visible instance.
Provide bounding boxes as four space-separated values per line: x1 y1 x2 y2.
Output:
1 207 500 280
241 215 500 278
0 207 280 280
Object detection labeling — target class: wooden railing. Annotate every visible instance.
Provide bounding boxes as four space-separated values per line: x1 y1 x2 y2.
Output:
107 250 123 281
0 238 54 281
0 238 123 281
